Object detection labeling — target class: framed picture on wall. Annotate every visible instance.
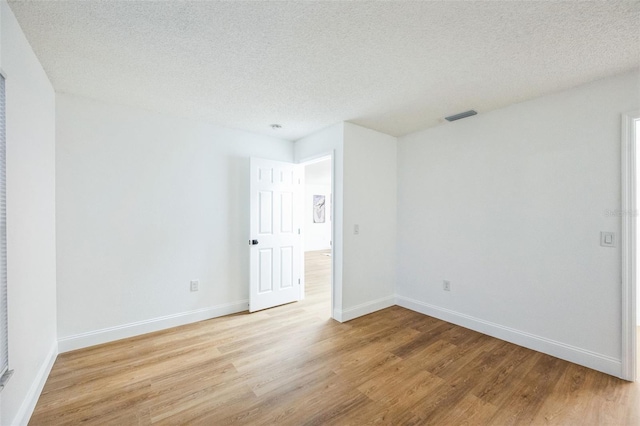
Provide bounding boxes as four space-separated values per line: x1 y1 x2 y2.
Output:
313 195 325 223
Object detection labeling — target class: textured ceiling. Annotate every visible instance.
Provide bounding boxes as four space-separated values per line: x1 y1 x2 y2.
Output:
7 1 640 141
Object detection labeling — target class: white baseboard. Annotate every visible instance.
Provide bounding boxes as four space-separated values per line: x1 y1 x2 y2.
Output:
395 295 622 378
332 309 344 323
11 341 58 426
336 295 395 323
58 300 249 353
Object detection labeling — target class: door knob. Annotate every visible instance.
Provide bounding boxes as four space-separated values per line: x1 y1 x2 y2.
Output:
250 239 259 245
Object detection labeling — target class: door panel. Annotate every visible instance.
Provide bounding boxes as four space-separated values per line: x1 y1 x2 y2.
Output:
258 248 273 294
250 158 303 312
280 246 293 289
280 192 293 233
259 191 273 234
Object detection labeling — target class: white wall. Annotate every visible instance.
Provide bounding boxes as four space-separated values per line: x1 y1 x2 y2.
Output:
304 184 332 251
397 71 640 377
342 123 397 319
304 159 332 252
56 93 293 351
0 2 58 424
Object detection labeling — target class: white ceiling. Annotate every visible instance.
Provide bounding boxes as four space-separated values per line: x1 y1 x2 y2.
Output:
8 1 640 141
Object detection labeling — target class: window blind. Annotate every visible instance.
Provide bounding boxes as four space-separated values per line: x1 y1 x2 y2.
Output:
0 73 9 387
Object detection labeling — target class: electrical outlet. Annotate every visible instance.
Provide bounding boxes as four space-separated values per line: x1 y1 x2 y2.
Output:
190 280 199 292
443 280 451 291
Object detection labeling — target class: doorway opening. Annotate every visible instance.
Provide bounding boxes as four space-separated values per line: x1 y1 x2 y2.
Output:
302 156 333 319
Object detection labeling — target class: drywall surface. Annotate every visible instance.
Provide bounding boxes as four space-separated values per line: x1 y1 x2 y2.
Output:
304 183 332 251
342 123 397 318
56 93 293 348
294 123 344 318
397 71 640 375
0 2 58 424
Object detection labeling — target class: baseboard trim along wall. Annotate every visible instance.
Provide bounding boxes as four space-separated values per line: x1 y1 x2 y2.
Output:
12 341 58 426
395 295 622 378
337 295 396 323
58 300 249 353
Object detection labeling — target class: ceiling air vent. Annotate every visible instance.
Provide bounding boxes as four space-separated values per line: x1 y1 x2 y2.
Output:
445 110 477 122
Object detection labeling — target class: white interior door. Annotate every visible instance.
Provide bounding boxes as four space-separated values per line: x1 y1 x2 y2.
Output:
249 158 303 312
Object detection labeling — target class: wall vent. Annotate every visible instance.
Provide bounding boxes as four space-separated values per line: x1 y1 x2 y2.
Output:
445 110 477 122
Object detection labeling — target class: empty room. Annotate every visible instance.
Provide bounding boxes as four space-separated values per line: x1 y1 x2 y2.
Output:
1 0 639 424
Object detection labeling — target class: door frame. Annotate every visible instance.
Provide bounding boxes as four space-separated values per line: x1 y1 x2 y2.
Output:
621 110 640 381
299 152 335 319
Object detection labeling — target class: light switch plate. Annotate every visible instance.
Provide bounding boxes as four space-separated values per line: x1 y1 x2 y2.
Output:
600 232 615 248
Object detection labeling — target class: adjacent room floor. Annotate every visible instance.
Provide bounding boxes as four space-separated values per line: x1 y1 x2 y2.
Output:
30 250 639 425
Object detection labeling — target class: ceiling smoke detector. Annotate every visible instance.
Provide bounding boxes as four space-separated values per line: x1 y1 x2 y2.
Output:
445 110 477 122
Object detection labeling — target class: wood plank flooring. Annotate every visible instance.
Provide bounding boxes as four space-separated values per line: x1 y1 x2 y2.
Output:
30 250 639 425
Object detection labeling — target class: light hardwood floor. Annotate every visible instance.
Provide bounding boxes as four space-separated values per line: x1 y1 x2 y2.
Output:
30 250 639 425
